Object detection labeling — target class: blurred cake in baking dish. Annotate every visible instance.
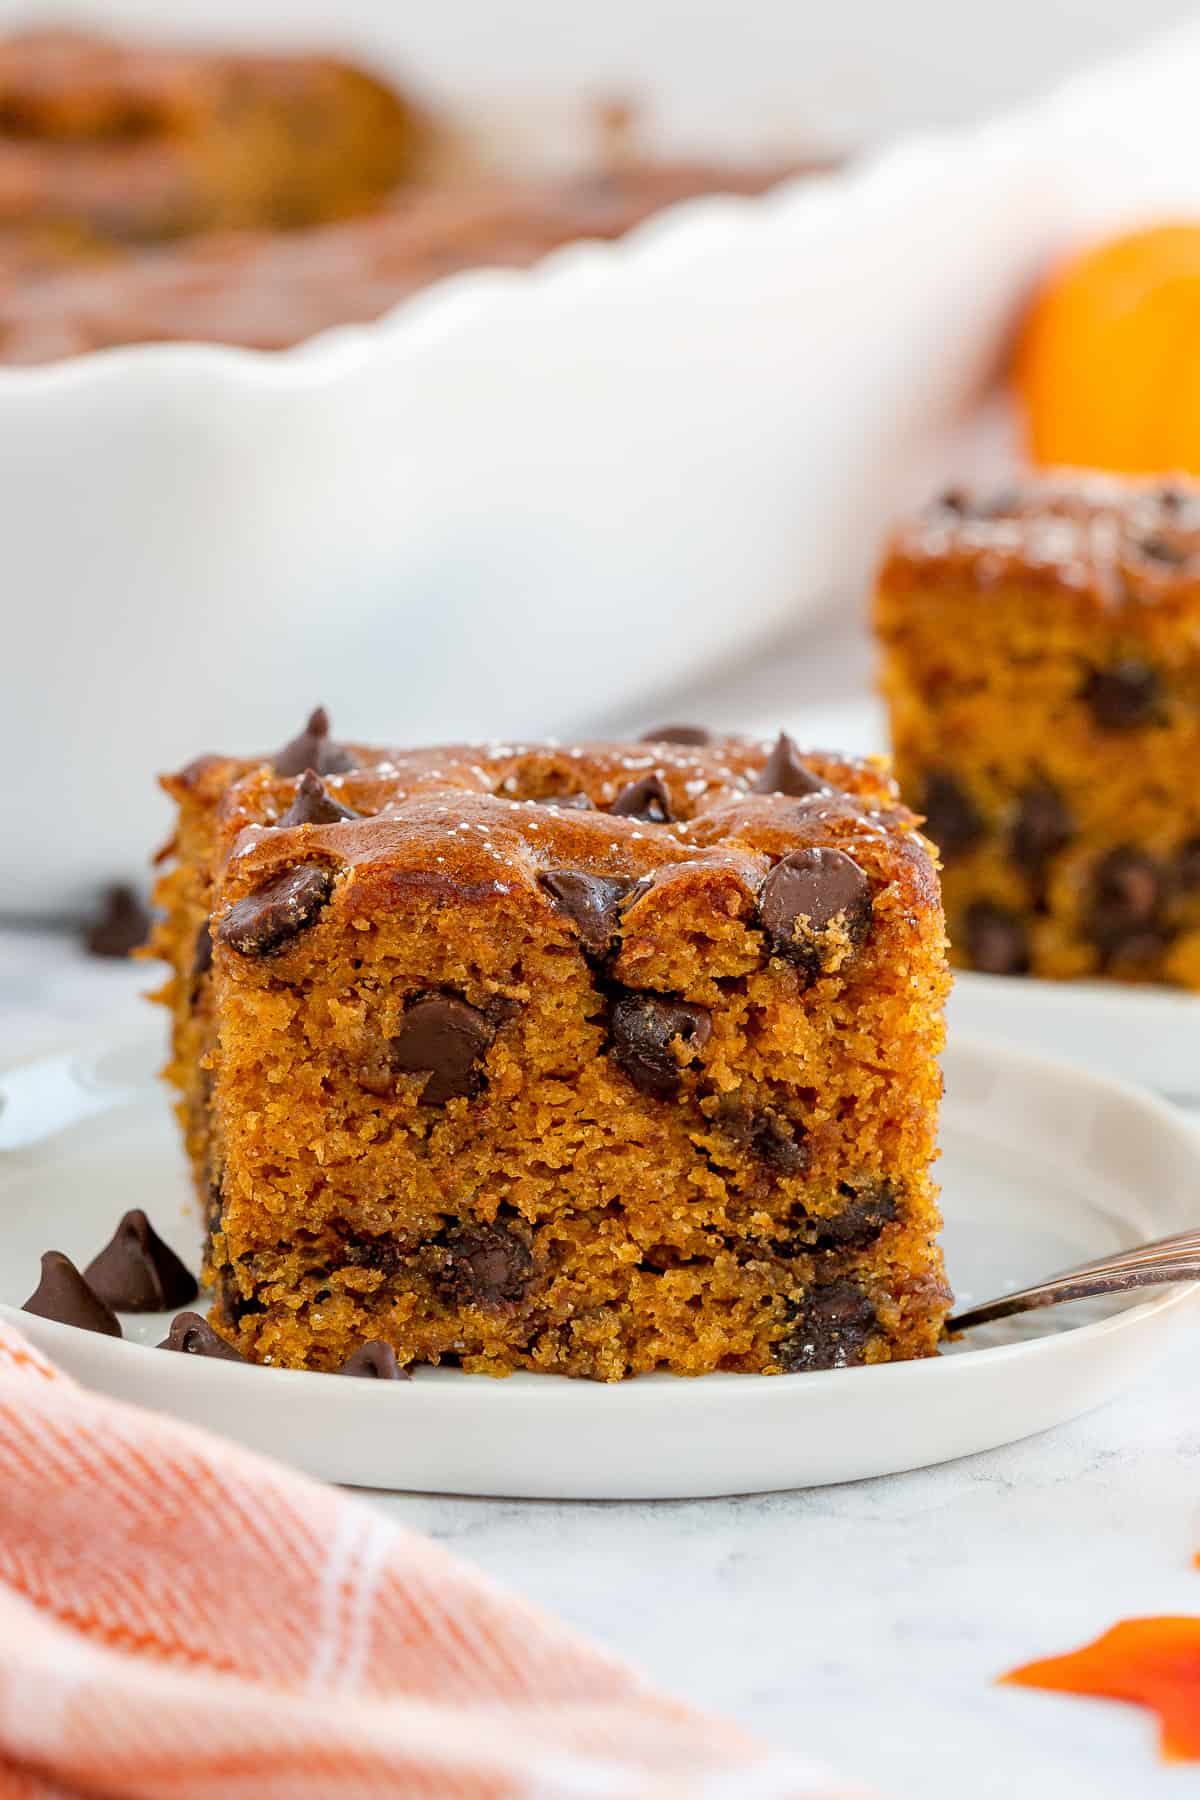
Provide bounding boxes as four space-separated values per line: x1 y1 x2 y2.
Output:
877 474 1200 987
0 25 818 363
0 28 424 243
0 156 801 363
151 717 950 1379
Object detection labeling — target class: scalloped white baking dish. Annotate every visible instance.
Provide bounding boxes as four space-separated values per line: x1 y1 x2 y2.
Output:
6 16 1200 910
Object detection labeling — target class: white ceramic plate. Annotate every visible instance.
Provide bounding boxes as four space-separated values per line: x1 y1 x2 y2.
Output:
949 973 1200 1101
2 1033 1196 1498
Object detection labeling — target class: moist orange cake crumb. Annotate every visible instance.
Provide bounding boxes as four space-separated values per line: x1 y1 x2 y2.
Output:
151 716 950 1379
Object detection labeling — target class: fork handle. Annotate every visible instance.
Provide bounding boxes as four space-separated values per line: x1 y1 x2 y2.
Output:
947 1260 1200 1333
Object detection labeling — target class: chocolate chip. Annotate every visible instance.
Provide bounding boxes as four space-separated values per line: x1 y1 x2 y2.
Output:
216 865 333 956
934 487 968 515
158 1312 247 1361
277 770 361 829
22 1251 122 1337
434 1222 532 1306
539 870 638 955
343 1234 414 1277
273 706 357 777
192 920 213 978
391 994 497 1104
219 1277 265 1327
83 885 150 958
608 992 711 1098
719 1102 810 1177
1082 661 1163 731
609 774 673 823
775 1280 876 1372
1011 783 1073 875
1103 930 1171 965
817 1180 899 1251
921 771 984 862
753 732 827 798
338 1340 411 1379
83 1210 198 1313
779 1181 899 1254
1089 848 1167 956
759 847 872 974
965 902 1030 976
639 723 712 745
1178 839 1200 891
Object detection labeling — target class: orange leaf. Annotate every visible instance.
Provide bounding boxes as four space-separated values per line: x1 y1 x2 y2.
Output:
1004 1618 1200 1760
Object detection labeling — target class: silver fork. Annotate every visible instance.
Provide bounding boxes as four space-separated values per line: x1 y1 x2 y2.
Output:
948 1227 1200 1332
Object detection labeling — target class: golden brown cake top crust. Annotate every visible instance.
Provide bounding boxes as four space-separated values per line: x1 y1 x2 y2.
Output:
172 723 891 807
199 732 939 937
885 473 1200 614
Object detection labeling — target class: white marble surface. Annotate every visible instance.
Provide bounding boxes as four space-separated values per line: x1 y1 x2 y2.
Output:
5 927 1200 1800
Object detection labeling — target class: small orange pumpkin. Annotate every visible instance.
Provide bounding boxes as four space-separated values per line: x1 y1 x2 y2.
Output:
1016 221 1200 475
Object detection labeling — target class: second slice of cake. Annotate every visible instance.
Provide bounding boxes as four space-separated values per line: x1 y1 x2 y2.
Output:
157 725 950 1378
877 475 1200 987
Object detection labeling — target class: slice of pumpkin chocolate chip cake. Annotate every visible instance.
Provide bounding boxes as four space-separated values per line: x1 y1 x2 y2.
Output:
152 718 950 1378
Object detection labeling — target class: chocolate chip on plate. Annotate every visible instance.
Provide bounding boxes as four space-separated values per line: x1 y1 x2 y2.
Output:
775 1280 876 1372
1082 660 1163 731
84 885 151 958
338 1340 410 1379
22 1251 122 1337
920 771 984 862
158 1312 247 1361
435 1222 533 1306
638 724 712 745
759 847 872 972
1011 783 1073 874
609 773 673 823
83 1209 198 1313
753 732 827 798
539 870 639 955
216 865 333 956
277 769 361 829
965 902 1030 977
391 994 498 1104
608 992 711 1099
273 706 357 777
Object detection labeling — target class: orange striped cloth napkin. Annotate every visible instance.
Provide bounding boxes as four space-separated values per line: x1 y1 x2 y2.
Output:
0 1318 868 1799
